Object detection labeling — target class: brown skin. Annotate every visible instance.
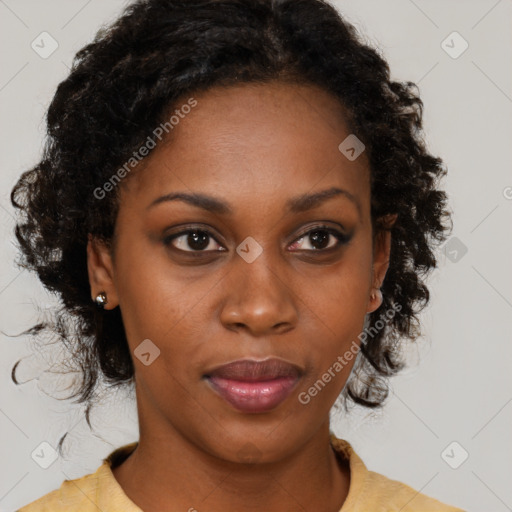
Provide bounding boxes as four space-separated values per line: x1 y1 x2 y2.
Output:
87 81 395 512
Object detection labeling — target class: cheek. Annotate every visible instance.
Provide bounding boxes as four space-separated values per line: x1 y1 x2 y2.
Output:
112 240 208 363
119 279 207 361
297 240 372 381
299 236 373 319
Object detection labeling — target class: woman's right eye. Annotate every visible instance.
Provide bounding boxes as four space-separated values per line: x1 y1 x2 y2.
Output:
163 229 225 253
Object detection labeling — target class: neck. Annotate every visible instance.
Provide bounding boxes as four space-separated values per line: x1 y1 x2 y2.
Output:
112 400 350 512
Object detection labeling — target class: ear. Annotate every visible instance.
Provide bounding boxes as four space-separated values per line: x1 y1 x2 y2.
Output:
87 234 119 310
366 214 397 313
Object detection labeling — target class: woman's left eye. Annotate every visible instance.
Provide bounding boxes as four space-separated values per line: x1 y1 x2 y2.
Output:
289 226 350 252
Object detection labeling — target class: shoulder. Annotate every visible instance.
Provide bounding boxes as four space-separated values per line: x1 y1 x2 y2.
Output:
329 434 466 512
16 442 140 512
16 466 105 512
360 468 465 511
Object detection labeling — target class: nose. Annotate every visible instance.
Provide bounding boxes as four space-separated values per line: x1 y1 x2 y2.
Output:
219 252 298 337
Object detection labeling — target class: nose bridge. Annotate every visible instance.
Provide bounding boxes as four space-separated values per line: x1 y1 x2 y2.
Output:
219 242 297 334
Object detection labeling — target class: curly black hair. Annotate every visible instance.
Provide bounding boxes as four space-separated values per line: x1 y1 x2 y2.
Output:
9 0 451 444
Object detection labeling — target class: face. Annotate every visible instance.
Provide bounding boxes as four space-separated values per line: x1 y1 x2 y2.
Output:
87 81 392 463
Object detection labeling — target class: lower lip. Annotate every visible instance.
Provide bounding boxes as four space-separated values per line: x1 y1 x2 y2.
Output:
205 376 300 413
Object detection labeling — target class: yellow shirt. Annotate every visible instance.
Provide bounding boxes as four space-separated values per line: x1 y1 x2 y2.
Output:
17 433 465 511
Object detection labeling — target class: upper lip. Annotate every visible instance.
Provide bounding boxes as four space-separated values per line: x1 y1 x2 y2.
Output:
204 357 303 381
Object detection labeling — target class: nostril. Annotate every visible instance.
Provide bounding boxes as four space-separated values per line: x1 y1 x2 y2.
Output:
274 322 293 334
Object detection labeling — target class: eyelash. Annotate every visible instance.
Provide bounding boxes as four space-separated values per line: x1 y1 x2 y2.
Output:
162 224 351 255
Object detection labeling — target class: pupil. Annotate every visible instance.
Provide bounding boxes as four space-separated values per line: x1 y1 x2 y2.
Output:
310 230 329 249
188 231 209 250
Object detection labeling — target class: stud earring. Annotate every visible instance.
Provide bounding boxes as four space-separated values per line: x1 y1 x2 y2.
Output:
370 288 383 304
95 291 108 309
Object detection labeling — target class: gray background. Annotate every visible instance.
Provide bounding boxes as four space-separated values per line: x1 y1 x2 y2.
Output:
1 1 511 511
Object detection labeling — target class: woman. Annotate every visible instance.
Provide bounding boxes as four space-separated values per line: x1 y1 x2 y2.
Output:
12 0 463 510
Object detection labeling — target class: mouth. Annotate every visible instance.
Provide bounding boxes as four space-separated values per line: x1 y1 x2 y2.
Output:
203 358 303 414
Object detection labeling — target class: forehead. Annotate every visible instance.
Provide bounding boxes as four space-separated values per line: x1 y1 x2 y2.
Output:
120 81 370 209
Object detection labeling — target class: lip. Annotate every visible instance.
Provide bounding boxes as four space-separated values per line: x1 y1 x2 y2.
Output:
203 358 303 413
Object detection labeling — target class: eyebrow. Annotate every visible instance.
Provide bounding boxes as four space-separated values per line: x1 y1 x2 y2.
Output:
146 186 361 216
